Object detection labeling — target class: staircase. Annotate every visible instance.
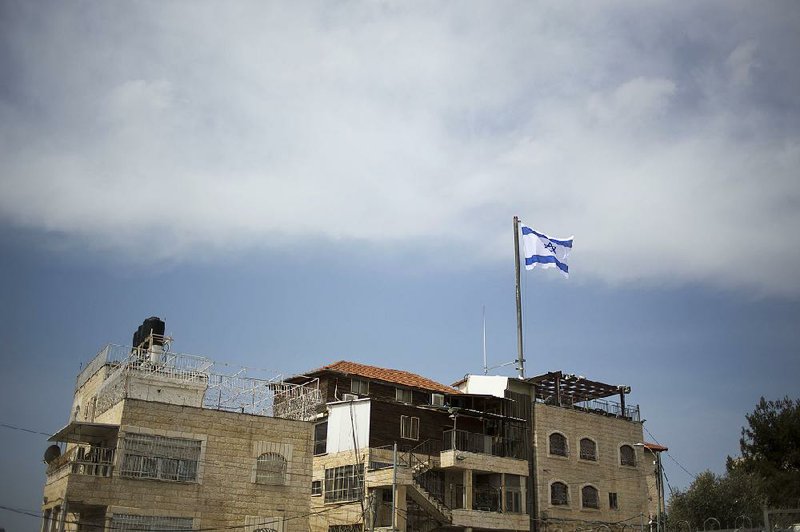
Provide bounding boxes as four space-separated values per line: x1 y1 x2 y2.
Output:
407 452 452 525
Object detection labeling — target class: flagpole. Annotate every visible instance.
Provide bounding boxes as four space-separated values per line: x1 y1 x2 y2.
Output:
513 216 525 379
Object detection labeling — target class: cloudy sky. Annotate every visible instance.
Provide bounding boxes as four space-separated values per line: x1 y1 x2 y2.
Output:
1 1 799 529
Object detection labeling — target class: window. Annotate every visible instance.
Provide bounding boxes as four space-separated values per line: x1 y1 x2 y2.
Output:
395 387 412 403
328 526 362 532
351 378 369 395
582 485 600 509
550 481 569 506
112 514 193 531
431 393 445 407
620 444 636 466
549 432 568 457
311 480 322 496
609 492 618 510
580 438 597 461
505 475 523 513
256 452 287 485
245 515 283 532
314 422 328 455
120 433 201 482
400 415 420 440
324 464 364 503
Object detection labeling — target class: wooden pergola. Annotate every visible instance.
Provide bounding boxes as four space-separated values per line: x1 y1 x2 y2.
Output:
526 371 631 412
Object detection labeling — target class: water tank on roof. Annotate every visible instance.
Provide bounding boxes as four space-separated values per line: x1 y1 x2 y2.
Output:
132 317 166 348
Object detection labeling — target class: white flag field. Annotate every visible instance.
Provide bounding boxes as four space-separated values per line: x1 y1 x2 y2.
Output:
520 223 574 278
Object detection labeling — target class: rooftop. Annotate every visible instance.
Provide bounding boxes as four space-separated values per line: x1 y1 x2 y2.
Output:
301 360 458 395
526 370 630 403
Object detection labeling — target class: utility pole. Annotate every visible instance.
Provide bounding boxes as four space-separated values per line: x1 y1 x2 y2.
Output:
392 442 398 531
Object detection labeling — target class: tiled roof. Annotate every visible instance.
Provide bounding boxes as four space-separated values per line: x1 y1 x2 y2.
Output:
643 442 668 452
310 360 458 394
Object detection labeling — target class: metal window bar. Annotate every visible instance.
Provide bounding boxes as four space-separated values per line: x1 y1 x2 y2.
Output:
551 483 569 506
620 445 636 466
256 452 287 485
111 514 193 531
549 433 568 456
120 433 201 482
473 487 502 512
580 438 597 461
581 486 600 509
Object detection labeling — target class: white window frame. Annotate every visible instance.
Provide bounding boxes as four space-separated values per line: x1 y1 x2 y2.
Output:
351 378 369 395
431 393 445 407
400 415 420 440
395 387 412 404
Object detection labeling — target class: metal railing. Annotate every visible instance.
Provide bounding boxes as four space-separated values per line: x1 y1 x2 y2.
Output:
569 397 641 422
442 429 527 459
47 445 116 478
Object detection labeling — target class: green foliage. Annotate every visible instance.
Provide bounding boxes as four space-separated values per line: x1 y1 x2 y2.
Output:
668 396 799 526
667 469 762 529
735 396 800 507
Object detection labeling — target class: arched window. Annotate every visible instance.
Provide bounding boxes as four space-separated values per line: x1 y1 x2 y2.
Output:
581 485 599 509
549 432 568 457
256 452 287 485
620 444 636 466
579 438 597 461
550 481 569 506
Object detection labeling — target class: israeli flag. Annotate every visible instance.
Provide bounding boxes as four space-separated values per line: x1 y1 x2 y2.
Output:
521 223 573 278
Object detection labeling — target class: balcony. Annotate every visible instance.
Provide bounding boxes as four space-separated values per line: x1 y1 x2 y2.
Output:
46 444 115 480
440 429 528 475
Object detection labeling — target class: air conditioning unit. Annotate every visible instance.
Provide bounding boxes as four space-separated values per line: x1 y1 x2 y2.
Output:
431 393 445 407
342 393 358 401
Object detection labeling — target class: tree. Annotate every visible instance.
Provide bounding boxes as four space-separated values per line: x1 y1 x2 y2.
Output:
667 396 799 527
667 469 762 529
733 396 800 508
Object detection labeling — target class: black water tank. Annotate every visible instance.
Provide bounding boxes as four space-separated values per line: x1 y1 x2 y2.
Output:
132 317 166 347
142 316 166 345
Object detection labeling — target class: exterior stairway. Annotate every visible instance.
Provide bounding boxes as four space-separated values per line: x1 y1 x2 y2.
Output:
407 456 452 525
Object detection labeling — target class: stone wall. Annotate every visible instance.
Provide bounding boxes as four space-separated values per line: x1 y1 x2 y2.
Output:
534 403 648 529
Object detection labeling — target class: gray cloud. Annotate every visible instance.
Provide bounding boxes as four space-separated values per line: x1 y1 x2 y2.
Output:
1 1 798 294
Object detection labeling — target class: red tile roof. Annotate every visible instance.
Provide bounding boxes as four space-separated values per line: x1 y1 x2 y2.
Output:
643 442 668 452
309 360 458 394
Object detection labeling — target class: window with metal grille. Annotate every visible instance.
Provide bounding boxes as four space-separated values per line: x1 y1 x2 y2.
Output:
311 480 322 496
245 515 283 532
328 526 362 532
314 422 328 455
351 378 369 395
395 387 412 403
609 492 618 510
549 432 568 456
550 482 568 506
400 415 419 440
120 433 201 482
582 485 600 509
112 514 193 531
324 464 364 503
256 452 287 485
580 438 597 461
620 445 636 466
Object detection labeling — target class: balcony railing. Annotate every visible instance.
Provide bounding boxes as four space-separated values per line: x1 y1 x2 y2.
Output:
442 430 527 460
47 445 115 478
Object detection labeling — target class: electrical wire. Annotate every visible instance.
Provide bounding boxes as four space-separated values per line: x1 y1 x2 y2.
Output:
643 425 697 480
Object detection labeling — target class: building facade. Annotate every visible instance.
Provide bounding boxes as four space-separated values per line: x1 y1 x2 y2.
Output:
41 319 316 532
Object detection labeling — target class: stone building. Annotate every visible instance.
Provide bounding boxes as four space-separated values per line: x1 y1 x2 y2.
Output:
41 318 317 532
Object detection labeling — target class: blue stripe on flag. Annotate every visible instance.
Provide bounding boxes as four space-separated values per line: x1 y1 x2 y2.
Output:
525 255 569 274
520 226 573 248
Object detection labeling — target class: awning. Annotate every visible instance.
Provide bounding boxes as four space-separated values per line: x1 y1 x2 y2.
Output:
48 421 119 444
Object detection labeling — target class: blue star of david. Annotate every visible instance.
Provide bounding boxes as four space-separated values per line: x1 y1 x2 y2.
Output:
544 242 557 253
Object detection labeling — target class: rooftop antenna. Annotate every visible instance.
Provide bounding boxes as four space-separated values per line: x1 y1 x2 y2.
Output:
482 305 488 375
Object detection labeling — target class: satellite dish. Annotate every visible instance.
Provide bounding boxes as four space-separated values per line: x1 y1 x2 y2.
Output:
43 444 61 464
